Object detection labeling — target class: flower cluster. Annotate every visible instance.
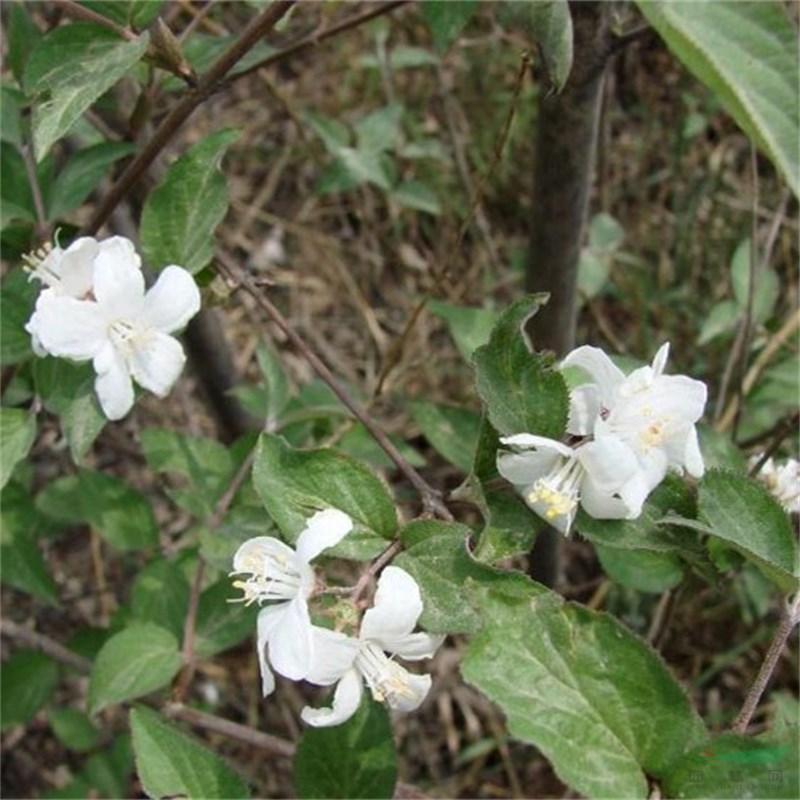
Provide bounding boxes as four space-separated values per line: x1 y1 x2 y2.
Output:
25 235 200 421
498 343 707 534
749 455 800 514
230 509 442 727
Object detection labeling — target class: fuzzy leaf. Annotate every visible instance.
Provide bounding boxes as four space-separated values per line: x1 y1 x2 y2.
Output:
0 407 36 490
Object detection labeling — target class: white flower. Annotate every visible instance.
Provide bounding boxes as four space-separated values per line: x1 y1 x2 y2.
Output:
231 509 353 696
562 342 707 489
26 254 200 420
300 566 443 728
497 433 650 534
749 455 800 514
24 236 140 299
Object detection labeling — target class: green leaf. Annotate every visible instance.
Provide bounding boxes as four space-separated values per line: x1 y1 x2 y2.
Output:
294 699 397 799
140 129 238 274
698 469 798 590
462 588 706 798
24 24 149 162
636 1 800 196
139 429 236 520
355 104 404 153
411 401 481 472
194 579 258 659
473 295 569 438
336 147 392 191
304 111 351 153
2 86 25 146
130 706 249 799
49 708 101 753
131 558 191 639
7 3 43 86
36 470 158 551
48 142 135 219
83 733 133 799
698 425 748 473
515 0 573 92
358 46 440 71
0 407 36 490
663 733 799 799
1 650 60 731
698 300 738 345
421 1 479 52
396 520 538 634
730 238 779 324
429 301 499 362
0 269 37 366
88 624 182 714
595 544 684 594
390 180 441 215
1 482 59 604
252 433 397 559
336 424 425 471
255 341 292 425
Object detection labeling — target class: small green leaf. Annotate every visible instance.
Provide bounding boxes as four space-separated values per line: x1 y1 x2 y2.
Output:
48 142 135 219
1 650 60 730
698 300 738 345
130 706 249 799
294 699 397 800
355 104 404 153
596 544 684 594
0 407 36 490
1 483 58 604
7 3 43 86
429 301 499 362
336 147 392 191
663 733 799 799
336 424 425 471
637 1 799 196
411 401 481 472
83 733 133 799
462 587 706 798
131 558 191 639
194 579 258 659
255 341 292 425
0 270 37 366
252 433 397 559
390 180 441 215
49 708 101 753
88 624 182 714
141 129 239 274
730 238 779 324
36 470 158 551
24 24 149 161
473 295 569 438
699 469 798 590
421 0 479 52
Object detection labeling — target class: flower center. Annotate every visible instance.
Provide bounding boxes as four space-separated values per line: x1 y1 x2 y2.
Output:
108 319 143 352
229 552 303 606
527 457 582 522
356 642 416 706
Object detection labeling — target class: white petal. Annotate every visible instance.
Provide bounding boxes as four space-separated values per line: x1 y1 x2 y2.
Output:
267 595 313 680
581 466 649 520
561 345 624 404
301 667 363 728
127 331 186 397
92 255 145 318
295 508 354 564
385 631 444 661
94 236 141 274
497 450 560 489
233 536 297 574
576 435 639 493
305 627 360 686
651 342 670 377
257 605 286 697
93 344 134 420
361 566 422 643
386 669 432 713
682 426 704 478
499 434 574 457
566 384 602 436
29 295 107 360
140 266 201 333
56 237 98 297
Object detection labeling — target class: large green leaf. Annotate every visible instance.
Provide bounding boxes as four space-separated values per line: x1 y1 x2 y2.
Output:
130 706 249 799
421 1 479 52
24 24 149 161
473 295 569 438
88 624 182 714
0 650 60 731
252 433 397 559
462 588 706 798
410 401 481 472
130 558 191 640
698 469 798 591
663 732 799 799
0 407 36 490
396 520 539 634
637 1 799 196
294 699 397 800
141 129 238 274
36 470 158 551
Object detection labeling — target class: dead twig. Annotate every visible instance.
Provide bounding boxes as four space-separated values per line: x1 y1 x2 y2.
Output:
0 618 92 673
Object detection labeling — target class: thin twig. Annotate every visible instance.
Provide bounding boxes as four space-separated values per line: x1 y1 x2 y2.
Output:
164 703 296 758
174 449 257 702
732 593 800 733
82 1 295 236
215 251 452 521
0 618 92 673
54 0 136 40
350 540 404 606
20 144 49 238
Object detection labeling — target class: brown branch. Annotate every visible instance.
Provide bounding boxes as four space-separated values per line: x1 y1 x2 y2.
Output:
215 251 452 521
173 449 258 702
82 1 296 236
21 144 49 239
54 0 136 40
0 618 92 673
732 593 800 733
